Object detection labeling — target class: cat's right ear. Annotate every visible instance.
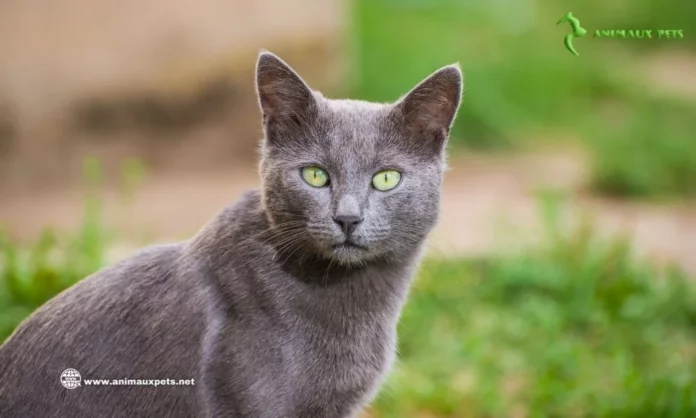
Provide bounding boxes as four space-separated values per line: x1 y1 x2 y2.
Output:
255 52 317 140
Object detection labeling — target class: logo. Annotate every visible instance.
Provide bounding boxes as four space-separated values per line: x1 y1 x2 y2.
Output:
60 368 81 389
556 12 587 56
556 12 685 56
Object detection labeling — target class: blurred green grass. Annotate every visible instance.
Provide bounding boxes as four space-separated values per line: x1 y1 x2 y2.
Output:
350 0 696 199
2 170 695 416
586 97 696 199
0 158 144 341
370 199 696 417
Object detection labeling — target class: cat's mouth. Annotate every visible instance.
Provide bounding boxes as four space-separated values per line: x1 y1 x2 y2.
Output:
331 241 368 251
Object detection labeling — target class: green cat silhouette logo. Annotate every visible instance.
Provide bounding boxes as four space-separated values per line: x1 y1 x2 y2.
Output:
556 12 587 56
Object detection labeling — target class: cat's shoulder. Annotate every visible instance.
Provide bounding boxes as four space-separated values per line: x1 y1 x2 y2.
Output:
189 190 267 244
44 242 186 307
217 189 265 222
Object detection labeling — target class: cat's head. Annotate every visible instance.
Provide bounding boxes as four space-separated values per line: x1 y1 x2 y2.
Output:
256 52 462 266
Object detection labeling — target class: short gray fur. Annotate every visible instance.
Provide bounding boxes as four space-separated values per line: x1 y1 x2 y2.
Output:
0 52 462 418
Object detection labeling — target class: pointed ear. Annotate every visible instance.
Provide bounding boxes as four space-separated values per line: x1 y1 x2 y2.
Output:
394 64 463 147
255 52 317 137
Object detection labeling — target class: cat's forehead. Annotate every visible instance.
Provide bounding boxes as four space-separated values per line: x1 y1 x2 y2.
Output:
323 98 389 116
317 98 397 157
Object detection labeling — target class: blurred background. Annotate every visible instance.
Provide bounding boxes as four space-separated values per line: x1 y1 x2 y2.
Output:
1 0 696 416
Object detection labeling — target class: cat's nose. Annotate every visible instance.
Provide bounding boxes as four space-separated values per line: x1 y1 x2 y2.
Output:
333 215 363 236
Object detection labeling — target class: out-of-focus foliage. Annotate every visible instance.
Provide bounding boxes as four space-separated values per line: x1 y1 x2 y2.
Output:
0 159 145 342
370 196 696 417
351 0 696 198
588 97 696 198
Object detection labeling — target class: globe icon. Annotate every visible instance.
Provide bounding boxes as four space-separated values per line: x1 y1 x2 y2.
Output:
60 368 81 389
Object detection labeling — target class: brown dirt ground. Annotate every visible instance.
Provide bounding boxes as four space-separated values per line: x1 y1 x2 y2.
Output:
1 146 695 274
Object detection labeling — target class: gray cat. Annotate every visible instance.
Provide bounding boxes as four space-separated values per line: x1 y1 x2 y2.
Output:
0 52 462 418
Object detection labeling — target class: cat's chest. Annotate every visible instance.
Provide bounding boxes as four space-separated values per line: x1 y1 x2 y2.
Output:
284 320 397 415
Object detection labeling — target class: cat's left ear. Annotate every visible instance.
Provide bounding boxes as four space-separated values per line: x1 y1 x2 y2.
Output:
394 64 463 147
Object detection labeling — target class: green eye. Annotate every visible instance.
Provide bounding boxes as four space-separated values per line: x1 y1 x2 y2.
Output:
372 170 402 191
301 167 330 187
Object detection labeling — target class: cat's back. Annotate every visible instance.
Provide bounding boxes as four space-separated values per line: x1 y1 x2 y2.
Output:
0 242 209 417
